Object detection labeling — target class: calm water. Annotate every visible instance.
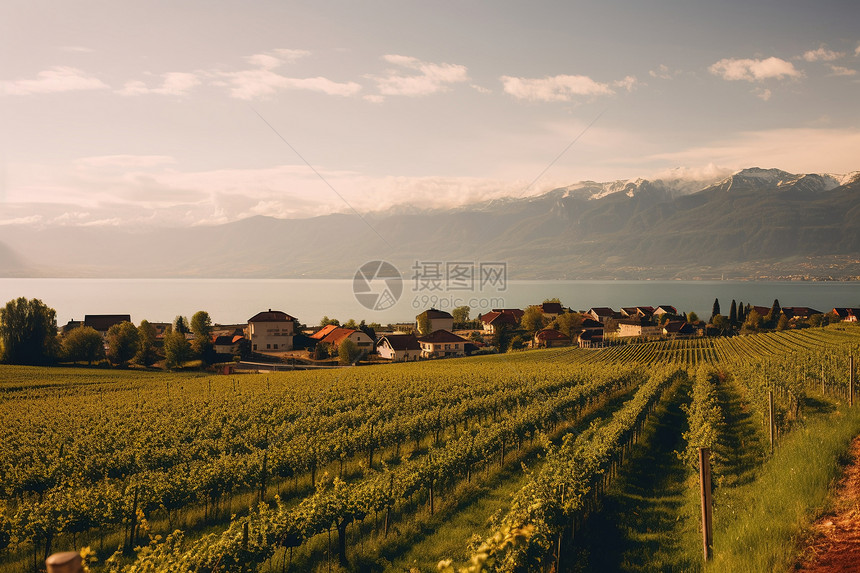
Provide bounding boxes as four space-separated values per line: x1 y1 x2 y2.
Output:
0 278 857 327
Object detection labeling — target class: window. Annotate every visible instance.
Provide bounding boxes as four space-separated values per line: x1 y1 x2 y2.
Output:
266 344 271 349
253 344 257 350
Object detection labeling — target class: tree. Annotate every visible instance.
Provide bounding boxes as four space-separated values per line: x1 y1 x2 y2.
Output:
416 313 431 336
686 311 700 323
452 306 471 327
711 314 730 335
62 326 104 365
553 312 584 338
520 306 546 334
743 309 763 332
776 314 790 331
710 299 720 323
0 297 59 365
729 300 738 325
509 335 525 351
320 316 340 327
766 299 781 323
737 301 746 324
343 318 359 330
164 330 192 369
135 320 158 366
173 316 190 334
543 297 561 304
190 311 215 364
338 339 360 365
106 321 139 366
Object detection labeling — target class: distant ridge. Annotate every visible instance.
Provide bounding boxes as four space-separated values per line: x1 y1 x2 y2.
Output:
1 167 859 280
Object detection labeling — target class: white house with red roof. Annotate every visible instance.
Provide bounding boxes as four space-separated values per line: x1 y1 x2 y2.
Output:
377 333 421 361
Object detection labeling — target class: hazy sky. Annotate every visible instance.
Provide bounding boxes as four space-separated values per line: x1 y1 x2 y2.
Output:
1 0 858 227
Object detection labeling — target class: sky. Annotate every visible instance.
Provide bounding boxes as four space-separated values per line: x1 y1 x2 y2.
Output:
1 0 859 228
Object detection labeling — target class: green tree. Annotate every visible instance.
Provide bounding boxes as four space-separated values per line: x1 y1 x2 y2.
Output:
686 311 700 323
338 338 360 365
743 309 763 332
343 318 359 330
106 321 139 366
520 306 547 334
313 341 331 360
62 326 104 365
320 316 340 327
173 316 190 334
766 299 781 323
710 298 720 323
543 297 561 304
135 320 158 366
729 300 738 325
452 305 471 327
509 335 525 351
737 301 746 324
164 330 192 369
190 311 215 364
711 314 730 335
776 314 790 331
553 312 584 338
416 313 431 336
0 297 59 365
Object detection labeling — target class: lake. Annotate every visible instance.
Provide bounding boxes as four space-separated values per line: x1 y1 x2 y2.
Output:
0 278 857 327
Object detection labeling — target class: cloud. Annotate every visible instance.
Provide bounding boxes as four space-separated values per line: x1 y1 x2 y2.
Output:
471 84 492 94
117 72 201 96
802 46 845 62
75 155 176 168
2 66 109 95
372 55 469 96
828 65 857 76
221 52 361 99
856 44 860 56
649 64 678 80
754 87 772 101
708 57 802 82
500 74 614 102
649 127 860 175
613 75 639 92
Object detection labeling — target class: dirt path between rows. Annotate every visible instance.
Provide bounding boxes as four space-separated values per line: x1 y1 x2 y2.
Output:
795 435 860 572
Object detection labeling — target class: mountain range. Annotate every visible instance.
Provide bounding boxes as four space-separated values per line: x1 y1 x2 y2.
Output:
2 167 860 280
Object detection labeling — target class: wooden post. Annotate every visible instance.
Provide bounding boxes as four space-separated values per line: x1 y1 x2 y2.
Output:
699 447 713 561
46 552 82 573
850 356 855 407
768 390 775 454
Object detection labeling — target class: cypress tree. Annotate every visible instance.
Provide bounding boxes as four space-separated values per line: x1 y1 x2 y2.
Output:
729 300 738 325
737 301 746 323
710 298 721 322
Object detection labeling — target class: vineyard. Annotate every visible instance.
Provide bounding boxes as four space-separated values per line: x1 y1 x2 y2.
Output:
2 324 860 572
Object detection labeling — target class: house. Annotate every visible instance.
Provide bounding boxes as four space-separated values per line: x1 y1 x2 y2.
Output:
213 334 245 355
588 307 617 324
417 329 470 358
663 321 694 338
61 320 83 335
377 333 421 361
416 308 454 334
480 309 524 333
539 302 565 319
84 314 132 336
653 305 678 317
313 327 374 354
534 328 571 348
578 329 604 348
617 318 661 338
832 308 860 322
620 306 655 319
248 309 296 352
781 307 822 320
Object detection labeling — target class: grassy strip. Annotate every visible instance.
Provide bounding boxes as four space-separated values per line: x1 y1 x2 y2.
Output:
708 404 860 573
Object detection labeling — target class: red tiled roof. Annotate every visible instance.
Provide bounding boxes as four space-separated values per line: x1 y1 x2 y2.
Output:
417 330 469 344
248 309 295 323
310 324 338 340
480 311 519 326
83 314 131 332
535 329 571 342
589 307 615 317
540 302 564 314
319 327 367 347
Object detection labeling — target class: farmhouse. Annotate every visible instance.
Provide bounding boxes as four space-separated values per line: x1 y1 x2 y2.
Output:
377 333 421 362
84 314 132 336
617 318 661 338
248 309 296 351
588 307 617 324
312 326 374 354
534 328 571 348
417 329 470 358
480 309 524 334
416 308 454 334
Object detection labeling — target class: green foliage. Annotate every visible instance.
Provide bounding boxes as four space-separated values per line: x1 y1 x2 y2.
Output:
135 320 158 366
417 313 431 336
106 321 139 366
62 326 105 365
312 341 331 360
338 338 360 365
686 311 699 323
776 314 790 331
520 306 546 334
452 305 471 326
319 316 340 327
710 298 721 322
552 312 584 338
0 297 59 365
680 366 723 470
190 310 212 339
163 330 192 369
343 318 359 330
172 316 189 334
742 309 763 332
508 335 525 351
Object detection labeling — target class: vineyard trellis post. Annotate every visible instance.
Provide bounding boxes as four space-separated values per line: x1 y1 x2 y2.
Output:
699 447 713 561
850 355 855 407
768 390 775 454
46 552 82 573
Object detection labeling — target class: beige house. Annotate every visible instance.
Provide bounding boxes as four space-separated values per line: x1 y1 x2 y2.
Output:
617 319 661 338
416 308 454 334
248 309 296 351
417 329 469 358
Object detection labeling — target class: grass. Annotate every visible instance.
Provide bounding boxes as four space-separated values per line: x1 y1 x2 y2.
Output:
707 403 860 573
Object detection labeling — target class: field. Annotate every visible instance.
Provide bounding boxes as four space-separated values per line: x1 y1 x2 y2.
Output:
2 325 860 572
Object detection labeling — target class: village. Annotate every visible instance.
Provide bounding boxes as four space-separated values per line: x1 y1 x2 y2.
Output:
58 300 860 370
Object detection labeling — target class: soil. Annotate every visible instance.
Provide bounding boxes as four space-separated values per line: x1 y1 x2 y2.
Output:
795 435 860 572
